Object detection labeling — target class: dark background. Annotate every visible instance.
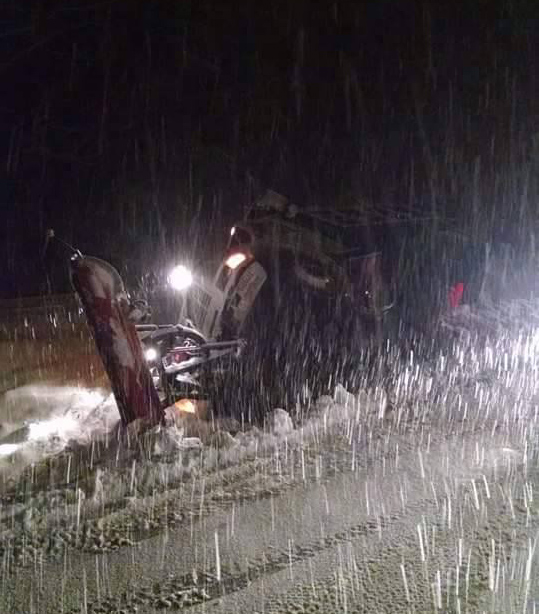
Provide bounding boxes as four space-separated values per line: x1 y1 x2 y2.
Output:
1 0 538 297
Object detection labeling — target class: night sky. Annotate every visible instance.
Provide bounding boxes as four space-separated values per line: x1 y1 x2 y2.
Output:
1 0 538 297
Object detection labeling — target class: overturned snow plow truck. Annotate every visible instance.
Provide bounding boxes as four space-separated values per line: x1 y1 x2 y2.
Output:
69 191 398 427
71 190 529 427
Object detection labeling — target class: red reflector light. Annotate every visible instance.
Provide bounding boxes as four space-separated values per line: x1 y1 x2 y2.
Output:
449 282 465 309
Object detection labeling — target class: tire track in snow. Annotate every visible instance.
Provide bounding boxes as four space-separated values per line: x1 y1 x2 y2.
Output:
0 427 527 613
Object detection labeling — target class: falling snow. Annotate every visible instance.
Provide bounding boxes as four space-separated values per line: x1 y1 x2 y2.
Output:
0 321 539 611
3 2 539 612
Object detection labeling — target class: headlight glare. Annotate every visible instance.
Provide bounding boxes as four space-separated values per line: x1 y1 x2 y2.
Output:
144 347 158 362
168 265 193 291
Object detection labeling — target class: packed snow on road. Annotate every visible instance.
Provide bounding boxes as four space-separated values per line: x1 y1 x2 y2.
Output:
1 329 539 613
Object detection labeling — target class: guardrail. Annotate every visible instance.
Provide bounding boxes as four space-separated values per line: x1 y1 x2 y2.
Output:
0 293 87 341
0 294 107 392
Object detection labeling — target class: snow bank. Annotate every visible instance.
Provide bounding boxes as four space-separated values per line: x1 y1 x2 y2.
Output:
1 324 538 539
0 378 387 529
0 385 119 479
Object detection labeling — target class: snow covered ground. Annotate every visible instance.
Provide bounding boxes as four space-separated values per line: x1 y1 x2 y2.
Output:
1 329 539 612
0 385 119 481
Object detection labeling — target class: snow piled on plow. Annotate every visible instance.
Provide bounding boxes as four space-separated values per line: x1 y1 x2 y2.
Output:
0 382 375 460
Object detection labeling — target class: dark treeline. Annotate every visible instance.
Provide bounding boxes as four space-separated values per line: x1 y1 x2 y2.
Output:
1 0 538 297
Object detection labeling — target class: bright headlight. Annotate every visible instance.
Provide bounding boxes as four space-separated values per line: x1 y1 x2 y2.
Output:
144 347 158 362
168 265 193 291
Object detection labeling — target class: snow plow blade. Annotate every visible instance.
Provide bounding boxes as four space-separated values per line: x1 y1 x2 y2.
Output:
70 254 163 427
